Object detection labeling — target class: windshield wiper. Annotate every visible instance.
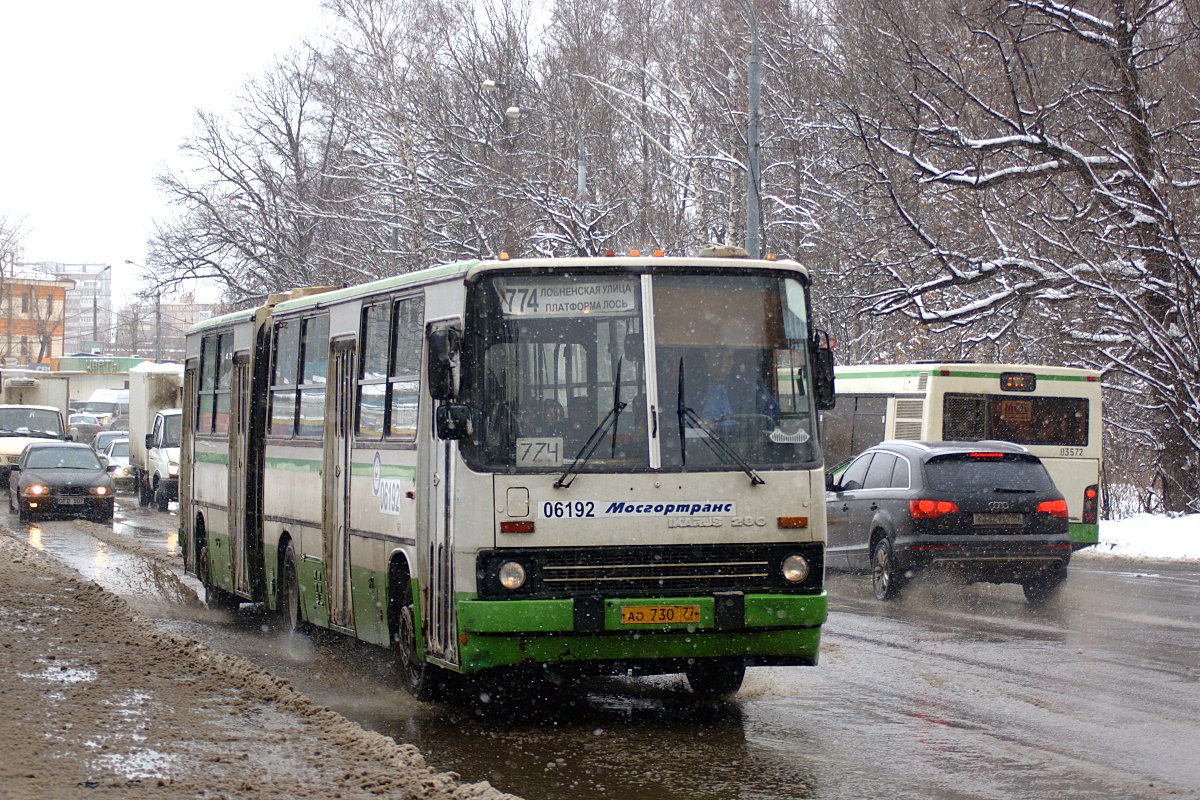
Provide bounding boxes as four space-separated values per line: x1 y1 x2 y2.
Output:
555 359 626 489
676 357 764 486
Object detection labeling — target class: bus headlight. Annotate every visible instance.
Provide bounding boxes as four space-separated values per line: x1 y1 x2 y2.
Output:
781 554 809 583
497 561 527 591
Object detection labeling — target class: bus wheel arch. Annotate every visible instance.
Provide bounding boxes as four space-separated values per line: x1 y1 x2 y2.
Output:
195 515 238 612
387 554 443 701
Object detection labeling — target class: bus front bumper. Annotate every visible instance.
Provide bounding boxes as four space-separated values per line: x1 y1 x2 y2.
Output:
454 591 827 673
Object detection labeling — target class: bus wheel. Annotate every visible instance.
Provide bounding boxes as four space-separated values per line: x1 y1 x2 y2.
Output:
871 537 902 601
394 581 443 701
1022 571 1066 605
278 542 304 633
685 657 745 697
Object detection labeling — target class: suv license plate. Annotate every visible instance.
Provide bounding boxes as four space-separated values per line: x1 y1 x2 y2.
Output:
58 497 86 506
973 512 1024 527
620 605 700 625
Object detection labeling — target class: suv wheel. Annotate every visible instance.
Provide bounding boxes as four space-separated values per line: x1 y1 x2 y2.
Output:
871 537 902 601
1022 571 1066 605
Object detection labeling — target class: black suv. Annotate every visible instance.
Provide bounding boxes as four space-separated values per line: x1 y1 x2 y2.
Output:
825 441 1071 603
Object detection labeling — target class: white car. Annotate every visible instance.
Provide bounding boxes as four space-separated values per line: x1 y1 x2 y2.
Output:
101 438 134 491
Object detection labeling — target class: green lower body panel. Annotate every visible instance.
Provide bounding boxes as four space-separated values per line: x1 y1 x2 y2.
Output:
455 592 827 673
1069 522 1099 547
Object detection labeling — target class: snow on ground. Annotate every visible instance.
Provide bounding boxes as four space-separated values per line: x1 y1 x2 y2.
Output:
1082 515 1200 561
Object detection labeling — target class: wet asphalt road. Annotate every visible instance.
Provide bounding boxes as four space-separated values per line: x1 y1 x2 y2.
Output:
8 498 1200 800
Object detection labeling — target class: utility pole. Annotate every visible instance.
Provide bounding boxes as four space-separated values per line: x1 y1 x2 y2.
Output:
744 0 762 259
154 293 162 362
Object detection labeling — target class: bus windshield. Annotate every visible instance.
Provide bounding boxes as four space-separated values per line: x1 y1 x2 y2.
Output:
461 270 820 472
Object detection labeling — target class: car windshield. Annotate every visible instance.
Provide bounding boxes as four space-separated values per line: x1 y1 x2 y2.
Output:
108 441 130 458
27 448 102 470
924 453 1055 492
459 271 820 473
162 416 182 448
0 408 64 437
71 415 99 425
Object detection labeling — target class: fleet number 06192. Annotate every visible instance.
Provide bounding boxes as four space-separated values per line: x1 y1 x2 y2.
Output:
540 500 596 518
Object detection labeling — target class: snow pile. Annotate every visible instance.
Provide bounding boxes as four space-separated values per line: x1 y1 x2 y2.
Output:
1086 515 1200 561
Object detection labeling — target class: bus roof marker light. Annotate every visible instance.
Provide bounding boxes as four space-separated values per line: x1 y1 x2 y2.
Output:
765 252 777 261
605 249 616 257
498 251 510 261
653 249 665 257
629 249 641 257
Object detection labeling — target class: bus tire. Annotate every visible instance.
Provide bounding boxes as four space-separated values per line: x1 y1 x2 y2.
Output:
393 575 444 702
871 536 902 601
685 657 745 697
278 542 304 633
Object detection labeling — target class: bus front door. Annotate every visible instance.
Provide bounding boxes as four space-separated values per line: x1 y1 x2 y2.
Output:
323 342 355 631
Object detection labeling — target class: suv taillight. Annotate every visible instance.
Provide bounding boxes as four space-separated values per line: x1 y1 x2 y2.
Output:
1036 499 1069 518
1082 484 1099 523
909 499 960 519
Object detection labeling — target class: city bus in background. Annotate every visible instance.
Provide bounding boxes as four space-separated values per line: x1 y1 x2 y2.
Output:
181 250 835 699
821 363 1101 549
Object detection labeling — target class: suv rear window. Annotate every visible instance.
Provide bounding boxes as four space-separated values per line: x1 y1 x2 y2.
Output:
923 453 1054 493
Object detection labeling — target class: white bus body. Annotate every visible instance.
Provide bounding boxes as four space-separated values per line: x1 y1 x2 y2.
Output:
182 256 833 695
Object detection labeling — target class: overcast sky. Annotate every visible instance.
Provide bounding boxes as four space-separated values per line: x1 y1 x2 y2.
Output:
0 1 327 303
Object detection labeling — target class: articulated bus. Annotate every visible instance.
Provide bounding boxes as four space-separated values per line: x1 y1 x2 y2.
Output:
822 363 1102 549
180 252 835 698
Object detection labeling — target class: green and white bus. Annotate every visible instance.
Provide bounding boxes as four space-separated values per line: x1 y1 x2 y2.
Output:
180 252 835 698
822 363 1102 548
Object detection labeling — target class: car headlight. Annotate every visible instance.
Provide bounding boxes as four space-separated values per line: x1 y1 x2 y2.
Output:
168 463 179 477
122 467 131 476
26 484 48 496
497 561 527 591
781 554 810 583
91 486 109 496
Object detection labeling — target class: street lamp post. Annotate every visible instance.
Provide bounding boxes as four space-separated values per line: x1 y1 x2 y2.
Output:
743 0 762 259
92 264 112 354
484 80 588 201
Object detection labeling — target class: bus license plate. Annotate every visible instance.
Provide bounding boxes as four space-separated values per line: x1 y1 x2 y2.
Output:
620 605 700 625
973 512 1024 527
57 497 86 506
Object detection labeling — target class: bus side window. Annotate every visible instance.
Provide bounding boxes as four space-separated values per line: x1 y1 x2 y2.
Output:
357 302 390 440
198 334 218 433
389 297 424 441
269 321 300 437
297 315 330 437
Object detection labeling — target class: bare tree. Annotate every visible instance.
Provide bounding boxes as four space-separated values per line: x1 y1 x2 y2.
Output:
834 0 1200 511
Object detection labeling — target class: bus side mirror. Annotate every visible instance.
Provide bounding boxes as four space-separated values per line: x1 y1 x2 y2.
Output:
427 325 462 401
811 330 836 410
435 403 472 440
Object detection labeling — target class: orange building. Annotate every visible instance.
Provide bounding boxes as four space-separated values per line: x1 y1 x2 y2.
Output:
0 275 75 367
